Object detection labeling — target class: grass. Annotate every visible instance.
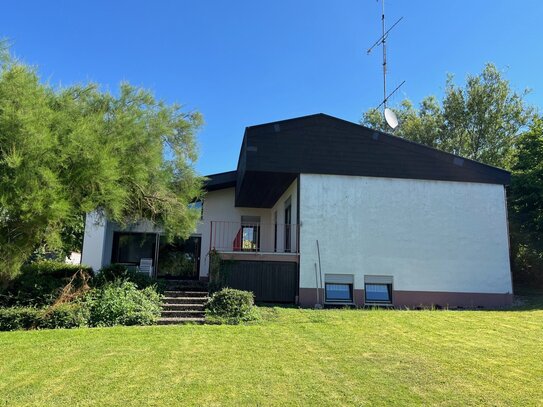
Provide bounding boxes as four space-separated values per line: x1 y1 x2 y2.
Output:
1 298 543 406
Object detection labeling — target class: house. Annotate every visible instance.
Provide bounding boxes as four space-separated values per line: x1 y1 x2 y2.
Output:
81 113 513 308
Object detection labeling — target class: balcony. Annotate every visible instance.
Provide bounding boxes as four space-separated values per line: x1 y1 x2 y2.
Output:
209 221 299 261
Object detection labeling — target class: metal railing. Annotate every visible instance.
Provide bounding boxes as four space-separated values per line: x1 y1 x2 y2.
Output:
210 221 299 254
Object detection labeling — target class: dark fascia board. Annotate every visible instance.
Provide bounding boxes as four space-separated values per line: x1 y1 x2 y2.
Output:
203 170 237 191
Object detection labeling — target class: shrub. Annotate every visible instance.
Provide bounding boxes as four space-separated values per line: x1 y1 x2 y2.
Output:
39 303 89 329
0 307 41 331
205 288 259 324
94 264 165 292
0 261 93 307
83 281 161 327
0 303 90 331
21 261 93 279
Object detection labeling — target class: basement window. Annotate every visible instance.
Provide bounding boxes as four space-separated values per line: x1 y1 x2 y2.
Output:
365 284 392 303
364 276 393 305
325 274 354 303
325 284 353 302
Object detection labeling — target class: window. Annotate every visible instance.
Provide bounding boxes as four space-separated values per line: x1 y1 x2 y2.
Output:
325 274 354 303
273 211 278 252
189 200 203 220
365 283 392 304
325 283 353 302
284 197 292 253
111 232 156 265
241 216 260 252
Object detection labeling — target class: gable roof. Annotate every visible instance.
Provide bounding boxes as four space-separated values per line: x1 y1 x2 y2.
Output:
206 113 510 207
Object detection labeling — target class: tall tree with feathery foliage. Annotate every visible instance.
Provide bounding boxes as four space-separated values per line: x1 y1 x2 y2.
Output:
0 51 204 281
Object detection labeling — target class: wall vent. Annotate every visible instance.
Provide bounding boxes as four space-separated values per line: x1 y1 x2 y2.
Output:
453 157 464 167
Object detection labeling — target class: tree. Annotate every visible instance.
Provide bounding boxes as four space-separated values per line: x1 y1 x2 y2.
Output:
509 118 543 285
0 55 204 281
362 64 532 169
362 63 542 285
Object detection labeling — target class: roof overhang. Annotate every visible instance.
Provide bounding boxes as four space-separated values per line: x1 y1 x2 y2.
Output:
203 171 237 191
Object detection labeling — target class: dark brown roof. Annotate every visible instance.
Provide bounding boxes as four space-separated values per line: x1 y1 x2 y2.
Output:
203 170 237 191
206 113 510 207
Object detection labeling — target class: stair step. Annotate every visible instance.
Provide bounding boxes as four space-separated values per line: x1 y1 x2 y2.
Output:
161 303 205 311
162 297 208 304
161 310 206 318
157 317 205 325
163 291 208 298
163 285 208 291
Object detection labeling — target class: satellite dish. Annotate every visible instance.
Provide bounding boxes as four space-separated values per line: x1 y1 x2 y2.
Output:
384 108 398 129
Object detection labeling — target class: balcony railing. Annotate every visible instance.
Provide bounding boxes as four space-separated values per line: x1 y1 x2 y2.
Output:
210 221 299 254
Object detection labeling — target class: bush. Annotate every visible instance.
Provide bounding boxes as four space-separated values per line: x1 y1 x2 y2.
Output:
83 281 161 327
0 303 90 331
0 307 41 331
94 264 165 292
39 303 89 329
205 288 259 324
0 261 93 307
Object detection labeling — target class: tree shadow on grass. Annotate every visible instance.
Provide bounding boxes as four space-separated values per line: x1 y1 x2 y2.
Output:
511 286 543 311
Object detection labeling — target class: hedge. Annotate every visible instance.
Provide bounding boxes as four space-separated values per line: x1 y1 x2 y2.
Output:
0 261 93 307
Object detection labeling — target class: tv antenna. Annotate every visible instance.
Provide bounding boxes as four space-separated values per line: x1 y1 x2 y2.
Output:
367 0 405 128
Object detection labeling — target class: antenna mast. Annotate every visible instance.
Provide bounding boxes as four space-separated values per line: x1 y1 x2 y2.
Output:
367 0 404 113
381 0 387 110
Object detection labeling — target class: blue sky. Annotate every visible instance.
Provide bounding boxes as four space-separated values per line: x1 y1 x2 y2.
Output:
2 1 542 175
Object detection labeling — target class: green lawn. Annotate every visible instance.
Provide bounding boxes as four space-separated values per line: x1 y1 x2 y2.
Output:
1 302 542 406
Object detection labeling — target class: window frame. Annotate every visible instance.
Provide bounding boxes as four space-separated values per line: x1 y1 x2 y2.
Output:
324 282 354 303
273 210 278 252
284 197 292 253
364 283 393 304
110 232 157 266
189 200 204 220
240 216 261 252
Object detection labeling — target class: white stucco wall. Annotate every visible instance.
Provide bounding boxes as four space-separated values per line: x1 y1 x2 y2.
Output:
299 174 512 294
81 212 108 272
81 212 164 272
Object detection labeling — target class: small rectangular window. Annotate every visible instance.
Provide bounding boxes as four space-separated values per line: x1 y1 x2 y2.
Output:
325 283 353 302
189 200 203 220
365 283 392 304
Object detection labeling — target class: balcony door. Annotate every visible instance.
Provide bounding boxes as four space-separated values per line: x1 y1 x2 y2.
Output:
241 216 260 252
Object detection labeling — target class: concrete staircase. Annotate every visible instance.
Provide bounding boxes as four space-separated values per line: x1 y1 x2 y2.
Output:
158 281 208 325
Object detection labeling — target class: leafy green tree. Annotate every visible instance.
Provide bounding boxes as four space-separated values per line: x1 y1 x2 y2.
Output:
362 63 542 285
509 118 543 285
0 55 203 281
362 64 532 169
